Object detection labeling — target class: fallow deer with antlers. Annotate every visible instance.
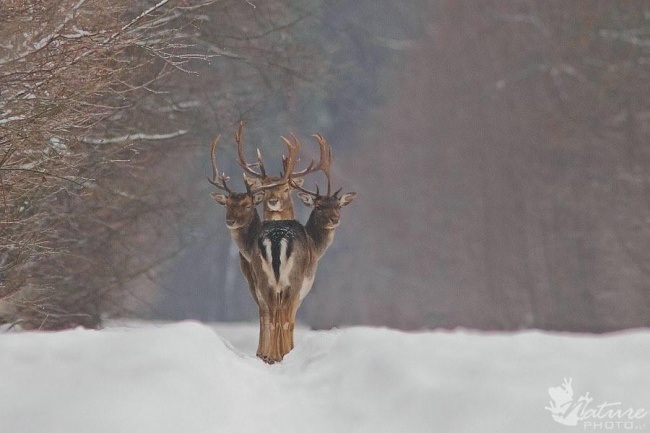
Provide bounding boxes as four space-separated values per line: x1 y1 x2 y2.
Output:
210 128 356 363
236 121 327 221
294 134 357 262
252 134 356 362
208 133 294 361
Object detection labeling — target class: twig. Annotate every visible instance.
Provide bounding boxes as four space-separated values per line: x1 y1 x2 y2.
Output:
81 129 188 145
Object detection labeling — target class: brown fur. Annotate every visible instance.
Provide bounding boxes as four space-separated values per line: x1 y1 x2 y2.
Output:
211 191 272 359
250 190 358 362
244 176 303 221
251 221 311 362
211 124 354 363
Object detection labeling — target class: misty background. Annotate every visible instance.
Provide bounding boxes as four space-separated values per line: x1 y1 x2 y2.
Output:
2 0 648 332
147 0 650 332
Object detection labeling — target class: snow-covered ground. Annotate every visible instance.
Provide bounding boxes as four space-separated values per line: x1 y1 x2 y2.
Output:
0 321 648 433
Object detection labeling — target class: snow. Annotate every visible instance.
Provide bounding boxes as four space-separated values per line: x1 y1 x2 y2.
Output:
0 115 26 125
63 28 94 39
0 321 648 433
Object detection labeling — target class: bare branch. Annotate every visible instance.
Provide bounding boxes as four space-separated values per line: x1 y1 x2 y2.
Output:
81 130 188 145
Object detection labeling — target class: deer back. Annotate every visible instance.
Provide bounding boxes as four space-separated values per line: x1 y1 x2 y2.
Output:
254 220 313 298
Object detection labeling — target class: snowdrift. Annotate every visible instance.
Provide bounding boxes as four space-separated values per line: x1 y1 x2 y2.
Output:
0 321 648 433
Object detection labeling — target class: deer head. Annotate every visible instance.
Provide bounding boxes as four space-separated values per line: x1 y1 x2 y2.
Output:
292 134 356 257
236 122 330 220
294 133 357 228
296 191 357 229
208 134 285 230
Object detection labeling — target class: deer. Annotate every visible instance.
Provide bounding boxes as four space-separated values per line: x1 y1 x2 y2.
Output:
210 128 356 364
208 133 296 361
291 134 357 298
251 134 357 362
235 121 327 221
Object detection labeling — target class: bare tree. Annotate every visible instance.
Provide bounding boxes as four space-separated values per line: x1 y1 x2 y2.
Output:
0 0 211 329
0 0 336 329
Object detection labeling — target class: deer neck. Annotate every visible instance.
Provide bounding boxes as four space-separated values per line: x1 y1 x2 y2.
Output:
304 211 336 259
230 211 262 261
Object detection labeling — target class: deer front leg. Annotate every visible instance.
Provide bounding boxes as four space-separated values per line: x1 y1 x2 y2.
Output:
278 303 294 357
252 269 274 363
279 291 302 356
266 290 299 363
255 287 283 364
266 292 285 363
257 305 271 361
281 272 308 356
271 289 301 360
286 296 302 352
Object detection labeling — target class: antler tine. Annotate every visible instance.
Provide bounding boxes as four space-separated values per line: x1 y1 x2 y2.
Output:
312 133 334 195
235 121 266 179
228 134 297 195
209 135 220 182
287 133 338 196
290 178 320 197
249 176 293 195
280 133 302 181
287 132 328 179
207 135 232 193
240 172 289 195
256 148 267 178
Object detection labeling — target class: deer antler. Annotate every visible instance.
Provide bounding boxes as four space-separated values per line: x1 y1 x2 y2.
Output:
313 134 334 196
207 135 232 193
290 134 340 197
237 121 330 184
279 133 302 178
236 121 267 179
283 131 330 180
210 125 298 196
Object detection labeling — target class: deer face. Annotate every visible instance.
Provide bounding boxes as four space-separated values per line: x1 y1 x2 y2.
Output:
245 176 303 215
212 192 264 229
298 192 356 229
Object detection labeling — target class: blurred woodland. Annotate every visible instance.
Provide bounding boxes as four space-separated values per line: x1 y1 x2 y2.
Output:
1 0 649 332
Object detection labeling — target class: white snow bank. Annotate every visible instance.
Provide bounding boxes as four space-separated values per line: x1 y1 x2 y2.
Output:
0 321 648 433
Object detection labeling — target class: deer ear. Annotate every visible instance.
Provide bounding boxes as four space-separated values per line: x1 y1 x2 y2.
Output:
291 178 304 188
297 192 315 207
339 192 357 207
211 192 228 206
252 192 264 205
244 175 262 188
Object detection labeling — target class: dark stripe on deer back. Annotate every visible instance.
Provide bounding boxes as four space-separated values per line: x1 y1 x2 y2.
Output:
258 220 306 283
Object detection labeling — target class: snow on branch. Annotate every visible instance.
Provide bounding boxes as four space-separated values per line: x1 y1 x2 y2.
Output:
0 0 88 66
81 129 188 145
112 0 172 40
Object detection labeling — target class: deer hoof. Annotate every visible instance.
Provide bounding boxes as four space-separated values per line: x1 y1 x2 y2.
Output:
258 354 281 364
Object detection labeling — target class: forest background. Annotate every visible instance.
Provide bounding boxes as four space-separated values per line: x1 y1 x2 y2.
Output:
1 0 648 332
